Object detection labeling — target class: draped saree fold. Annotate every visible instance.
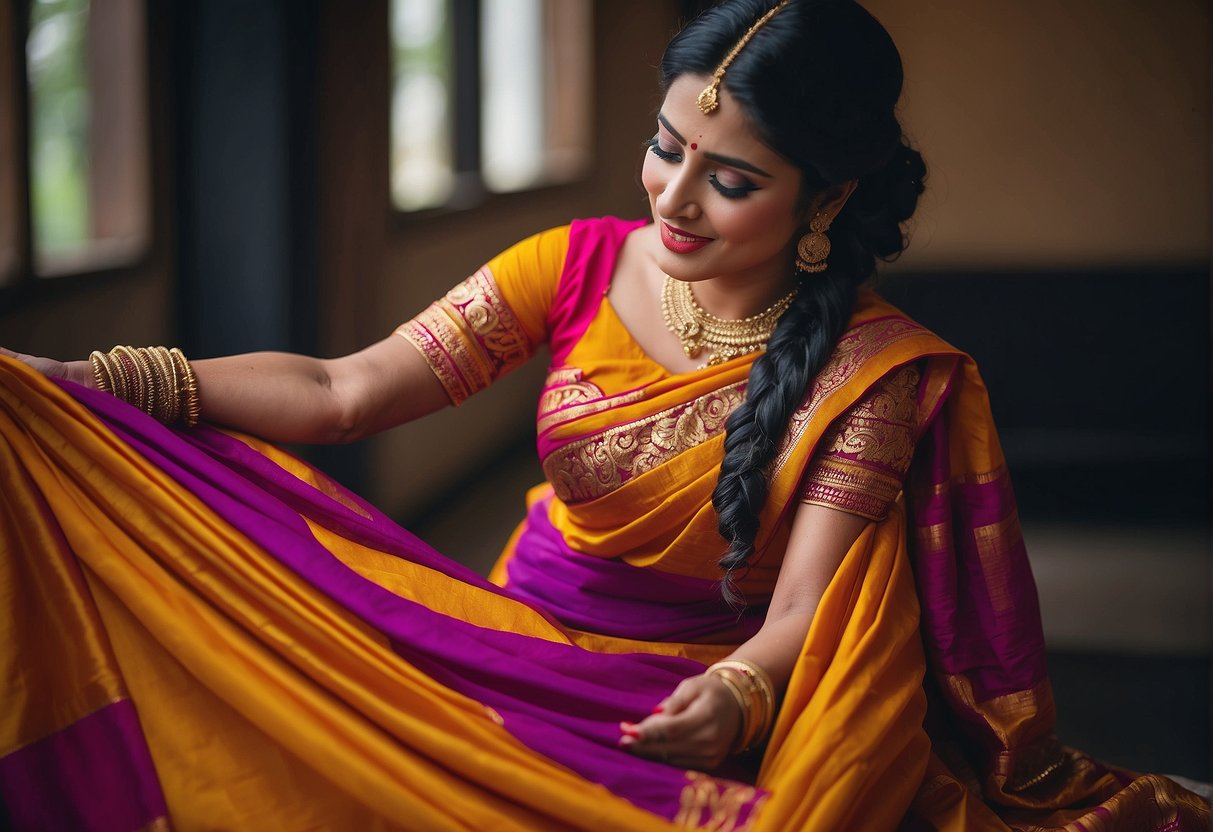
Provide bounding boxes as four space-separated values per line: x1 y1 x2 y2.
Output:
1 216 1206 830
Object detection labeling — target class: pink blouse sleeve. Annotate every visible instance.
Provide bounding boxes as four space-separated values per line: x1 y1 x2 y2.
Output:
798 362 922 521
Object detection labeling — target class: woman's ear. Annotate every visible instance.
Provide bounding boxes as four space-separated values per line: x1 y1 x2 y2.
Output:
809 180 858 221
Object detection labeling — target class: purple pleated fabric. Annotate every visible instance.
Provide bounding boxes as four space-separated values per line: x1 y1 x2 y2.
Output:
55 379 768 822
505 494 765 643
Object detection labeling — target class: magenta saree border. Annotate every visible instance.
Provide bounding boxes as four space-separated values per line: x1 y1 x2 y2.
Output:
52 377 768 825
0 699 168 831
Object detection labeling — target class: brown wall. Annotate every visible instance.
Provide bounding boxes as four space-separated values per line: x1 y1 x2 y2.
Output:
5 0 1208 520
319 1 683 517
865 0 1211 270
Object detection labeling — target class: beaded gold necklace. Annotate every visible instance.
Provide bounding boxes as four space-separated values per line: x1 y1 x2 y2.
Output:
660 275 797 367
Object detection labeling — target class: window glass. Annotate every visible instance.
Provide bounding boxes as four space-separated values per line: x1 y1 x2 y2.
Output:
26 0 150 277
390 0 454 211
480 0 591 193
479 0 544 193
390 0 590 211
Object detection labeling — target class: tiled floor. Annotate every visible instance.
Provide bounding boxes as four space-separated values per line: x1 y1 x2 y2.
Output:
410 445 1212 781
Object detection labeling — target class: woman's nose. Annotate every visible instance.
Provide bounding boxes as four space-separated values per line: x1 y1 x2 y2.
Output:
655 165 701 221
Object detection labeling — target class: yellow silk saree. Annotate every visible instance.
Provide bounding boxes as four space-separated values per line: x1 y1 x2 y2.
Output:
0 217 1205 830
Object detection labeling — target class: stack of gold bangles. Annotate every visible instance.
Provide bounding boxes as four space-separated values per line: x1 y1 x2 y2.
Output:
706 658 777 753
89 346 201 427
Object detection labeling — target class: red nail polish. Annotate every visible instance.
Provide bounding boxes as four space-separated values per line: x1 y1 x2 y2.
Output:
651 705 665 714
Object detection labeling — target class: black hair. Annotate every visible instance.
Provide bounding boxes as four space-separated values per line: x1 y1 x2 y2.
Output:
660 0 926 605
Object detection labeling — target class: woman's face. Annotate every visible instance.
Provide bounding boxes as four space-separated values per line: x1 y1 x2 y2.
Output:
642 74 805 288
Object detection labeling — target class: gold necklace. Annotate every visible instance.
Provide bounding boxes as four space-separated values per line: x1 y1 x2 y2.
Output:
660 275 797 367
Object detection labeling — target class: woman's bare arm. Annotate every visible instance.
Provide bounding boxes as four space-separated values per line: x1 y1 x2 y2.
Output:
622 502 868 769
3 334 450 444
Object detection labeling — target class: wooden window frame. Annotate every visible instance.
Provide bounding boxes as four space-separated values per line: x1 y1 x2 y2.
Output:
1 0 164 306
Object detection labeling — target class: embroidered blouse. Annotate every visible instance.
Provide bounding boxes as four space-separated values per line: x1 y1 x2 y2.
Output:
396 219 921 524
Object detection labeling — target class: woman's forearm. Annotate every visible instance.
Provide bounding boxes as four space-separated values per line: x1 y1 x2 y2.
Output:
63 335 449 444
190 352 352 443
728 608 816 694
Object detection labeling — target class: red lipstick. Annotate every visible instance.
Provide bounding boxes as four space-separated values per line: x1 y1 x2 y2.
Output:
660 221 713 254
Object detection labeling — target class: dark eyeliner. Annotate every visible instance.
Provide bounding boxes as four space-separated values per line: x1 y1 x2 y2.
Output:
709 174 758 199
645 135 681 163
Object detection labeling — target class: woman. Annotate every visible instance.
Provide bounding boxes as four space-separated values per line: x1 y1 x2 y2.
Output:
1 0 1206 829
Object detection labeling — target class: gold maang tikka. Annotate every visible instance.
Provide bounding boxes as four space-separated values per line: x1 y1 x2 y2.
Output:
697 0 793 114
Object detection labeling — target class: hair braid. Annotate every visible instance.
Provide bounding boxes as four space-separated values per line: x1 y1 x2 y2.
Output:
712 268 857 605
660 0 926 604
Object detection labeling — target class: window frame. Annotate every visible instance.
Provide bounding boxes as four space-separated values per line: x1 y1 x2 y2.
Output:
388 0 592 222
0 0 163 306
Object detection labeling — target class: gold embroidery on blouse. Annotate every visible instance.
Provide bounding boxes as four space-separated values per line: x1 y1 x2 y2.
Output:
801 456 904 520
799 364 920 519
397 308 473 404
536 368 646 435
395 266 533 405
773 318 926 475
674 771 765 831
825 364 919 462
543 382 746 503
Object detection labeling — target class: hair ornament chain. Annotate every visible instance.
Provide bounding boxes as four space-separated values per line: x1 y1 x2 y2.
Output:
697 0 792 114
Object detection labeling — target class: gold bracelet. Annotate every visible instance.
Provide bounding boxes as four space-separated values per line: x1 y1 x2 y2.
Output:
88 345 201 427
153 347 181 424
171 347 201 427
708 667 753 752
89 351 114 393
708 660 777 752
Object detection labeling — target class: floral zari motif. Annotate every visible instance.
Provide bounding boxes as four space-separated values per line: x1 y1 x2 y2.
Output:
542 382 747 503
800 362 921 520
395 267 534 406
674 771 765 831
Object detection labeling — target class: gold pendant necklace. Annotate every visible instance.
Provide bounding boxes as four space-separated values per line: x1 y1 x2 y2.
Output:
660 275 797 367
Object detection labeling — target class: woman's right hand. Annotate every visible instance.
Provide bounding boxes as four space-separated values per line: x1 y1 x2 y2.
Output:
0 347 95 388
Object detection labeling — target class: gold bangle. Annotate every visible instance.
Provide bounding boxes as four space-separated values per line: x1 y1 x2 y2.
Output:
708 660 777 751
708 667 752 752
170 347 200 427
87 345 200 426
113 346 146 413
89 351 114 393
147 347 178 424
112 347 136 405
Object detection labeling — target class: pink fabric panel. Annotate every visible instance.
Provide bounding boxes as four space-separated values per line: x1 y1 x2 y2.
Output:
547 217 648 366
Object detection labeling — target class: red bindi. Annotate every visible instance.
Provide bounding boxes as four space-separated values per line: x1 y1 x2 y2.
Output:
690 142 698 151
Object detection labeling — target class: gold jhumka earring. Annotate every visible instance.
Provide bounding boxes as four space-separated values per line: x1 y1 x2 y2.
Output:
795 212 833 273
697 0 792 114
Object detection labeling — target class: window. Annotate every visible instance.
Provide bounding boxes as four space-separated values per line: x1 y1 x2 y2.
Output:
2 0 151 284
389 0 592 212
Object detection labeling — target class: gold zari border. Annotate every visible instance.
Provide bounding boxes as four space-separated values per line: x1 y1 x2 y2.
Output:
542 382 746 503
395 267 533 406
674 771 765 831
773 317 926 475
800 455 904 520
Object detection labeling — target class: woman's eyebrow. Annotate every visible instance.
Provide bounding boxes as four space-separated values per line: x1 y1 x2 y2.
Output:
703 152 772 178
656 114 773 178
656 114 687 145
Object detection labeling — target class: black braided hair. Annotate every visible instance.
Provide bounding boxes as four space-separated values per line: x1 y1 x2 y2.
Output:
659 0 927 604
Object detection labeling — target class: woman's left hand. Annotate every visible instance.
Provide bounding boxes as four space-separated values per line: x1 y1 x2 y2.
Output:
619 673 742 770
